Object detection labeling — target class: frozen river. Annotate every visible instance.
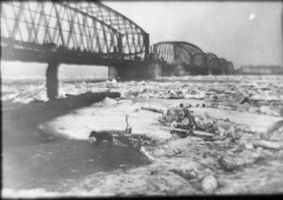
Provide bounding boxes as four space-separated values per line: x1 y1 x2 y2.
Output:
2 75 283 197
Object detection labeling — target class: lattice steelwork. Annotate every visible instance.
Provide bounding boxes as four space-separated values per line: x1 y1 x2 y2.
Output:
227 61 234 74
153 41 202 65
192 52 206 67
65 2 149 57
219 58 228 74
1 1 149 62
206 53 220 70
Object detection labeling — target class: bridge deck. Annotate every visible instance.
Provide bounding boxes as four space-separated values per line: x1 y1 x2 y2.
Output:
1 39 147 66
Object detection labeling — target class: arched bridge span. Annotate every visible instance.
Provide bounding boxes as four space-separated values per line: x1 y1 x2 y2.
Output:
153 41 203 65
1 1 149 64
153 41 234 75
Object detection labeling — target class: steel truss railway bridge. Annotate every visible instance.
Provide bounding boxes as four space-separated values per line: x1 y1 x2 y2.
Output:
153 41 234 76
1 1 234 100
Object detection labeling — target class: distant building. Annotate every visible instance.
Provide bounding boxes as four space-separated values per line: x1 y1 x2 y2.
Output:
237 65 283 75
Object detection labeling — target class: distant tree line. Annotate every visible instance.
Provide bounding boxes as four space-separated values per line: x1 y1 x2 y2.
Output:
236 65 283 75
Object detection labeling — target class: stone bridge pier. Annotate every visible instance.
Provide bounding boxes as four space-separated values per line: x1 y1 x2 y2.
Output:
163 64 188 76
46 58 60 100
109 62 162 81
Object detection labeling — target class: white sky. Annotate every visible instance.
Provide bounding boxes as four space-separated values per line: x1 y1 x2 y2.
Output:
104 1 283 68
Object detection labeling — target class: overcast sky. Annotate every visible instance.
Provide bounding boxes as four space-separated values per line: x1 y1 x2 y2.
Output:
105 1 283 68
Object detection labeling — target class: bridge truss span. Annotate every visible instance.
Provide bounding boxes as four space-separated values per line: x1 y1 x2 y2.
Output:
153 41 235 75
153 41 203 65
1 1 149 63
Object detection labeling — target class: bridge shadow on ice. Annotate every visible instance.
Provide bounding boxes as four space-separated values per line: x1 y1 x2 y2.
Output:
2 91 150 191
2 91 120 146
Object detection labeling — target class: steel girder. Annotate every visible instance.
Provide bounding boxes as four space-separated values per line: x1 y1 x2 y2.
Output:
1 1 149 62
219 58 229 74
206 53 220 70
206 54 235 74
192 52 206 67
152 41 234 75
153 41 203 65
227 61 235 74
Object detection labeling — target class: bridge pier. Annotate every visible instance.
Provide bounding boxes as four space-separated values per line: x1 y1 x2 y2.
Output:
113 62 162 81
160 64 188 76
108 66 119 80
208 69 212 75
174 65 187 76
46 59 59 100
146 63 162 79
